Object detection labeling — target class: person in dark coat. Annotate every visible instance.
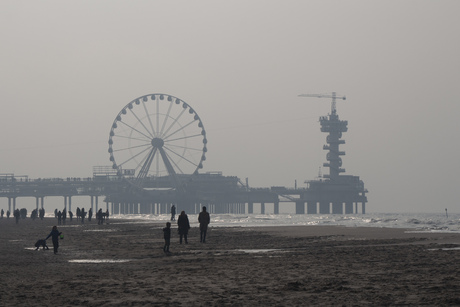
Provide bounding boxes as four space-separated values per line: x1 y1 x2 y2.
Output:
198 206 210 243
62 208 67 225
177 211 190 244
45 226 62 254
80 208 86 224
14 209 20 224
163 222 171 253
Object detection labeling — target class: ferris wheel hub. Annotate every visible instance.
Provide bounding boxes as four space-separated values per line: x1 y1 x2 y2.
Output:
151 137 164 148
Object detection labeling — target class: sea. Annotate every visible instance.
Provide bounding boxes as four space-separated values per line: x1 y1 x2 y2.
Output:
110 212 460 233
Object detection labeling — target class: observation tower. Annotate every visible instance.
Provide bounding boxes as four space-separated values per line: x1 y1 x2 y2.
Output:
298 92 367 214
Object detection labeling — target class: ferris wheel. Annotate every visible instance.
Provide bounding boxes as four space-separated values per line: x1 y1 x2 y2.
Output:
108 94 207 185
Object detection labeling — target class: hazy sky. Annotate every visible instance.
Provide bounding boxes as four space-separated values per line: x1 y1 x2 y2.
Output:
1 1 459 213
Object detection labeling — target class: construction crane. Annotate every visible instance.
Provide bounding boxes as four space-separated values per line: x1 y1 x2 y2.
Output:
298 92 346 114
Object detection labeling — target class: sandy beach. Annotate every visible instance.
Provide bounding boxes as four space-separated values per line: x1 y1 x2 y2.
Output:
1 217 460 306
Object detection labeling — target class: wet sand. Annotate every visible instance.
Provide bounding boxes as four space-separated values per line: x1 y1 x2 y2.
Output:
1 217 460 306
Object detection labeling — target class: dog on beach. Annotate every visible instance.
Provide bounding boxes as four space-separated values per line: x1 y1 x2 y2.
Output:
34 239 49 251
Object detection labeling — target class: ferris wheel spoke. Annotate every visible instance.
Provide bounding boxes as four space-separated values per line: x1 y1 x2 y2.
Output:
160 107 187 139
118 120 153 140
117 145 152 167
156 97 160 134
164 133 203 143
129 108 155 138
163 119 197 141
166 143 204 152
160 100 174 136
164 145 199 169
142 100 157 137
112 143 151 153
113 134 151 143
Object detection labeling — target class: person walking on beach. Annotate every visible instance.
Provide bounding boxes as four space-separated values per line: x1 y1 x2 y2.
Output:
57 210 62 225
45 226 62 254
81 208 86 224
62 208 66 225
163 222 171 253
170 204 176 221
177 211 190 244
14 209 20 224
1 209 4 218
198 206 210 243
97 209 103 225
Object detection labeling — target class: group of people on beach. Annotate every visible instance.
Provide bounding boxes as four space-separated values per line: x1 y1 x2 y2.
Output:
53 207 109 225
163 206 210 253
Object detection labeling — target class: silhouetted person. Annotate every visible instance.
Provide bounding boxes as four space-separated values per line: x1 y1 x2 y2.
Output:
76 207 81 221
7 210 10 219
198 206 210 243
97 209 103 225
45 226 62 254
54 208 58 219
163 222 171 253
1 209 4 218
88 208 92 222
69 211 73 222
14 209 20 224
170 205 176 221
39 208 45 220
81 208 86 224
105 209 109 220
57 210 62 225
177 211 190 244
62 208 67 225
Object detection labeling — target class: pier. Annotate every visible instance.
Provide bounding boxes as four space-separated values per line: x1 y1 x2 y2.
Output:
1 92 367 215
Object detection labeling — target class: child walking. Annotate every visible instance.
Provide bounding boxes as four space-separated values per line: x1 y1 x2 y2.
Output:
163 222 171 253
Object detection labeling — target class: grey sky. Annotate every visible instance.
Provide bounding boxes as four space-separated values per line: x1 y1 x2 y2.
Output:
1 1 459 213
